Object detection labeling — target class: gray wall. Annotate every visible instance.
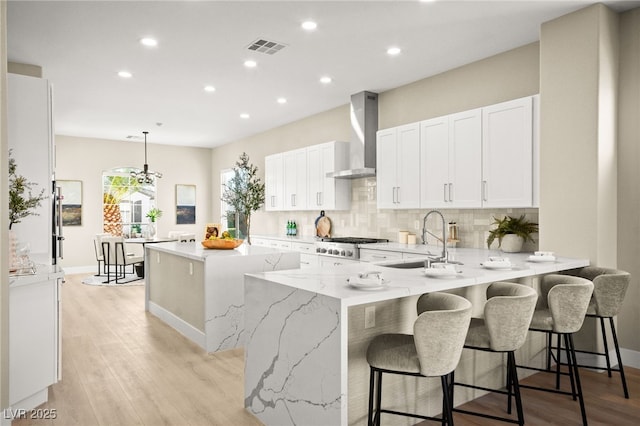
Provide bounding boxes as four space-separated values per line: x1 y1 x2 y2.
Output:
617 8 640 357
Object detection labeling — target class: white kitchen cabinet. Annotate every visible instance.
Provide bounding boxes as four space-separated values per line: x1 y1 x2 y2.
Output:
293 239 319 269
420 109 482 208
376 122 421 209
8 73 54 259
481 96 533 207
307 141 351 211
9 267 63 412
283 148 308 210
265 154 284 211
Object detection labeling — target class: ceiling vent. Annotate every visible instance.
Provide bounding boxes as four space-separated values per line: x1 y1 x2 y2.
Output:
247 38 287 55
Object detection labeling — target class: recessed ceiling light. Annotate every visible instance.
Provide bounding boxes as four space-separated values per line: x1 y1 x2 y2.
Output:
240 113 250 119
320 76 332 84
301 21 317 31
118 71 132 78
204 85 216 92
277 97 287 104
140 37 158 47
244 60 257 68
387 47 402 56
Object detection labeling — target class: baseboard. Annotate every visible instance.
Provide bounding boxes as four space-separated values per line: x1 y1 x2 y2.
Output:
621 348 640 369
148 301 206 350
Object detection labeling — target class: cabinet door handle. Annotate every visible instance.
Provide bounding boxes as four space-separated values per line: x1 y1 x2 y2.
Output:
271 195 275 207
482 181 488 201
392 187 396 204
396 187 400 204
443 184 448 202
449 183 453 202
291 194 296 206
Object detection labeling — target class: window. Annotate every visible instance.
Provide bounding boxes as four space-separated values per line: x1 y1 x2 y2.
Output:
220 169 247 238
102 167 157 237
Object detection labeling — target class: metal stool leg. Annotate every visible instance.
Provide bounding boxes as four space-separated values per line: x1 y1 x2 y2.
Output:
567 334 588 426
609 317 630 399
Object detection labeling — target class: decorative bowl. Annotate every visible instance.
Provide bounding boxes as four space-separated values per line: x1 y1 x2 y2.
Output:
201 238 243 250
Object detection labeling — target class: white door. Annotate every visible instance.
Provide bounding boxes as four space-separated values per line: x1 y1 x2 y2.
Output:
307 145 322 209
265 154 283 211
482 97 533 207
420 116 450 208
283 148 307 210
449 109 482 208
396 123 421 208
376 128 398 209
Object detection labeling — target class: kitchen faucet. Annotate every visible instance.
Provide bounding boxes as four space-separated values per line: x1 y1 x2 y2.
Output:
422 210 448 262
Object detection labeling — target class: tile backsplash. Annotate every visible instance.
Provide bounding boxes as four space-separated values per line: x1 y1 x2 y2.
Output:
252 177 539 251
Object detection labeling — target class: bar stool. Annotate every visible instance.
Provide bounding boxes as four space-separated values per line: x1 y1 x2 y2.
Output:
451 282 538 425
366 292 472 426
555 267 631 398
517 274 594 426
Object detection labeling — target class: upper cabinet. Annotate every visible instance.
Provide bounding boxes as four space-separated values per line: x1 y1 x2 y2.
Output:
307 141 351 211
265 141 351 212
420 109 482 208
265 153 284 211
376 123 421 209
380 95 537 210
283 148 308 210
481 97 533 208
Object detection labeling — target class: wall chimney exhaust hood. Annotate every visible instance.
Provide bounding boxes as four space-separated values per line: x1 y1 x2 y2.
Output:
328 91 378 179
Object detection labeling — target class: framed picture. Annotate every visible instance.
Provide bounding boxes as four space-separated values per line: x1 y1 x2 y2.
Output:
176 184 196 224
58 180 82 226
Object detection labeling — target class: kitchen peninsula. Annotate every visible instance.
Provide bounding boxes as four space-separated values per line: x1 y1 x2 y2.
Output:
145 242 299 353
243 247 589 426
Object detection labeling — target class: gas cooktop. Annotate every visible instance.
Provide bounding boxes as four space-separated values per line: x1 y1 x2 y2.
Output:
317 237 389 244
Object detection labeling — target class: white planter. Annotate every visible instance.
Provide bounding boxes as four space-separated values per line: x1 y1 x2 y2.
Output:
500 234 524 253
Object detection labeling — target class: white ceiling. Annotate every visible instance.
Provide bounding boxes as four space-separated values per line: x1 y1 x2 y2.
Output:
7 0 640 148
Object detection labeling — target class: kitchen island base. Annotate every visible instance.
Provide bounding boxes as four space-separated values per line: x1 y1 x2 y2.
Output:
146 242 300 353
244 249 589 425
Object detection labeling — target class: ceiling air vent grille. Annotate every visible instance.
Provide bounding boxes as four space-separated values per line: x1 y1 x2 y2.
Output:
247 38 287 55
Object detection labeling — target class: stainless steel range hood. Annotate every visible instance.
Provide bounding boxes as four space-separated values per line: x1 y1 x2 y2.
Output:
328 91 378 179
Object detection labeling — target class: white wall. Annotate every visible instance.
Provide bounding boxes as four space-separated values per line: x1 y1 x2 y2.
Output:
55 135 212 271
1 0 10 411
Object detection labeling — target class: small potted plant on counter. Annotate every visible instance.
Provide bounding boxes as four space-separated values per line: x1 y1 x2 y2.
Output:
486 214 538 253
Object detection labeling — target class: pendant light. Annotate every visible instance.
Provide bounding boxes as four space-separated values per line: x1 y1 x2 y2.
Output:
131 131 162 184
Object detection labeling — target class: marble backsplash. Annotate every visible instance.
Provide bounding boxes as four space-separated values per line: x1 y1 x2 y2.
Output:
251 177 539 251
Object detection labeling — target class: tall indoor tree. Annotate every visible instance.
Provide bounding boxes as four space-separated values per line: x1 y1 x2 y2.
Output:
221 152 265 245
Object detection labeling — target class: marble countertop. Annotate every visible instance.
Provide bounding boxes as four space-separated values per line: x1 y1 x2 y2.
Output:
9 263 65 287
246 248 589 307
145 241 295 262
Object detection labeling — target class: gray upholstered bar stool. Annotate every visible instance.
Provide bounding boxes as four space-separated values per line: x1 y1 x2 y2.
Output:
451 282 538 426
517 274 594 426
556 267 631 398
366 292 472 426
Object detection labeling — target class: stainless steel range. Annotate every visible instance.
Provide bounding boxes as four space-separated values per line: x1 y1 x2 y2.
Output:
314 237 389 261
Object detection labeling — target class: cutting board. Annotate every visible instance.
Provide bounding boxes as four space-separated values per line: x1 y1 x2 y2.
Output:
315 211 331 237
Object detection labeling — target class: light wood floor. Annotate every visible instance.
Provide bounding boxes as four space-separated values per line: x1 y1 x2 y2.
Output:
14 273 640 425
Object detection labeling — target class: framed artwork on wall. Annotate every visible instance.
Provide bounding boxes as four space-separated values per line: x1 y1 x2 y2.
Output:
58 180 82 226
176 184 196 224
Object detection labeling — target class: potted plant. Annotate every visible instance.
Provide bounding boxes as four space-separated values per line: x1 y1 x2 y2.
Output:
221 152 265 245
146 207 162 238
8 151 47 269
8 151 47 230
486 214 538 253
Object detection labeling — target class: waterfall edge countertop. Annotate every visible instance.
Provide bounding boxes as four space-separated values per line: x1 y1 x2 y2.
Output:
143 240 295 261
245 247 590 306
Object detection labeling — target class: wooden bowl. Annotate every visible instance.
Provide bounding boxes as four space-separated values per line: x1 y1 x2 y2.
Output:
201 238 244 250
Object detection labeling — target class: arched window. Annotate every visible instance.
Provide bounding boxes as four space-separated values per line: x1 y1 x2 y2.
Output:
102 167 157 237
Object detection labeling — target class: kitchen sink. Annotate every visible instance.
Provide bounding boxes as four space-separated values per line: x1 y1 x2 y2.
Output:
382 260 428 269
381 259 464 269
